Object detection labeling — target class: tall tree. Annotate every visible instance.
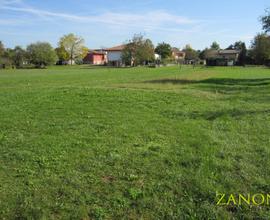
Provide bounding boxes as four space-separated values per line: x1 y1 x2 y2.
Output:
199 48 210 60
232 41 247 66
11 46 26 68
55 45 69 63
226 41 247 65
210 41 220 50
183 44 198 61
0 41 4 57
238 42 247 66
261 8 270 33
26 42 57 68
122 34 155 66
122 42 136 66
138 39 155 64
155 42 172 59
59 33 85 65
1 48 13 66
251 33 270 65
0 41 5 65
78 46 89 60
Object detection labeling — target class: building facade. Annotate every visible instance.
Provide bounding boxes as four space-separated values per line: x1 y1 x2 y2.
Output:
83 51 107 65
206 50 240 66
105 45 125 66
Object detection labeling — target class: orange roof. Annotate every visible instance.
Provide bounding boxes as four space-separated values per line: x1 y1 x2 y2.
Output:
105 44 126 51
88 50 107 55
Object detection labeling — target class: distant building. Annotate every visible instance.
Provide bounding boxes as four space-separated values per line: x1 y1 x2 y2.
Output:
155 53 161 60
105 45 126 66
206 50 240 66
83 50 107 65
171 47 186 61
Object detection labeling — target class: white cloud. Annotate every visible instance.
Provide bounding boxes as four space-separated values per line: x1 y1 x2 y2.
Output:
0 18 28 25
0 2 199 31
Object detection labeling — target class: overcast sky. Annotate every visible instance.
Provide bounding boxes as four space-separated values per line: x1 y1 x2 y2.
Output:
0 0 269 50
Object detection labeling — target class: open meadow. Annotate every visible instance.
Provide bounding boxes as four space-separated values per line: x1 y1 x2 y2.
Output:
0 65 270 219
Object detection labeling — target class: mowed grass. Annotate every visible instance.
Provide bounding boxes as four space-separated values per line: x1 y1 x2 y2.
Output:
0 65 270 219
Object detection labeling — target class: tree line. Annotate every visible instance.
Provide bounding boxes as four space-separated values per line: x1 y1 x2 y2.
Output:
122 9 270 66
0 8 270 68
0 33 88 68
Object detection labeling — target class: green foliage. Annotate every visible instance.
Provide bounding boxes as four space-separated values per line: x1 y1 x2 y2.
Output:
11 46 27 68
0 41 4 57
210 41 220 50
127 188 143 200
1 48 13 66
199 48 209 60
55 45 69 62
26 42 57 68
58 33 85 65
238 42 247 66
122 34 155 66
155 42 172 59
183 44 199 61
261 8 270 33
0 43 26 68
226 41 247 65
251 33 270 65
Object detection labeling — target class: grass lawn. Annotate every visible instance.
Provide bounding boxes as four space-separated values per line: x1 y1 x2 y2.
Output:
0 65 270 219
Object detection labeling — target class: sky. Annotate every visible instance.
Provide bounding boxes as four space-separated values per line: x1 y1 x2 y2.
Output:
0 0 269 50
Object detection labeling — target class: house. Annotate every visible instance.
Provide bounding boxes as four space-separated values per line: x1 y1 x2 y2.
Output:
206 50 240 66
105 45 126 66
172 47 186 61
155 53 161 60
83 50 107 65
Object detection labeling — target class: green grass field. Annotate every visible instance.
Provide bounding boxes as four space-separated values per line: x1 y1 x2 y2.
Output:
0 65 270 219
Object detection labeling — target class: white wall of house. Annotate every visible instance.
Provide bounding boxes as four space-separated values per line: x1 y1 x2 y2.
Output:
155 54 161 60
107 51 122 62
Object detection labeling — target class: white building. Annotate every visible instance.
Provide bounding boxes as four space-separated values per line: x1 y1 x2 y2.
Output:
155 53 161 60
105 45 125 66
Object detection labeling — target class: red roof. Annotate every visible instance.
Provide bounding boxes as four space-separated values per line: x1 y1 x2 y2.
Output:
88 50 107 55
105 45 126 51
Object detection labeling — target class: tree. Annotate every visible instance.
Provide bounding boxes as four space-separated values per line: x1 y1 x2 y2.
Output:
232 41 247 66
226 41 247 66
155 42 172 59
26 42 57 68
11 46 26 68
199 48 210 60
261 8 270 33
210 41 220 50
0 45 27 68
226 44 234 50
183 44 198 61
58 33 85 65
0 41 4 57
0 41 5 65
75 46 89 64
1 48 13 67
55 45 69 63
238 43 247 66
138 39 155 64
122 34 155 66
250 33 270 65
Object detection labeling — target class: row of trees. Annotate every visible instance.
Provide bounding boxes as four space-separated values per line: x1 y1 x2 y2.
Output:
122 8 270 66
1 8 270 68
0 33 87 68
121 37 250 66
249 8 270 65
